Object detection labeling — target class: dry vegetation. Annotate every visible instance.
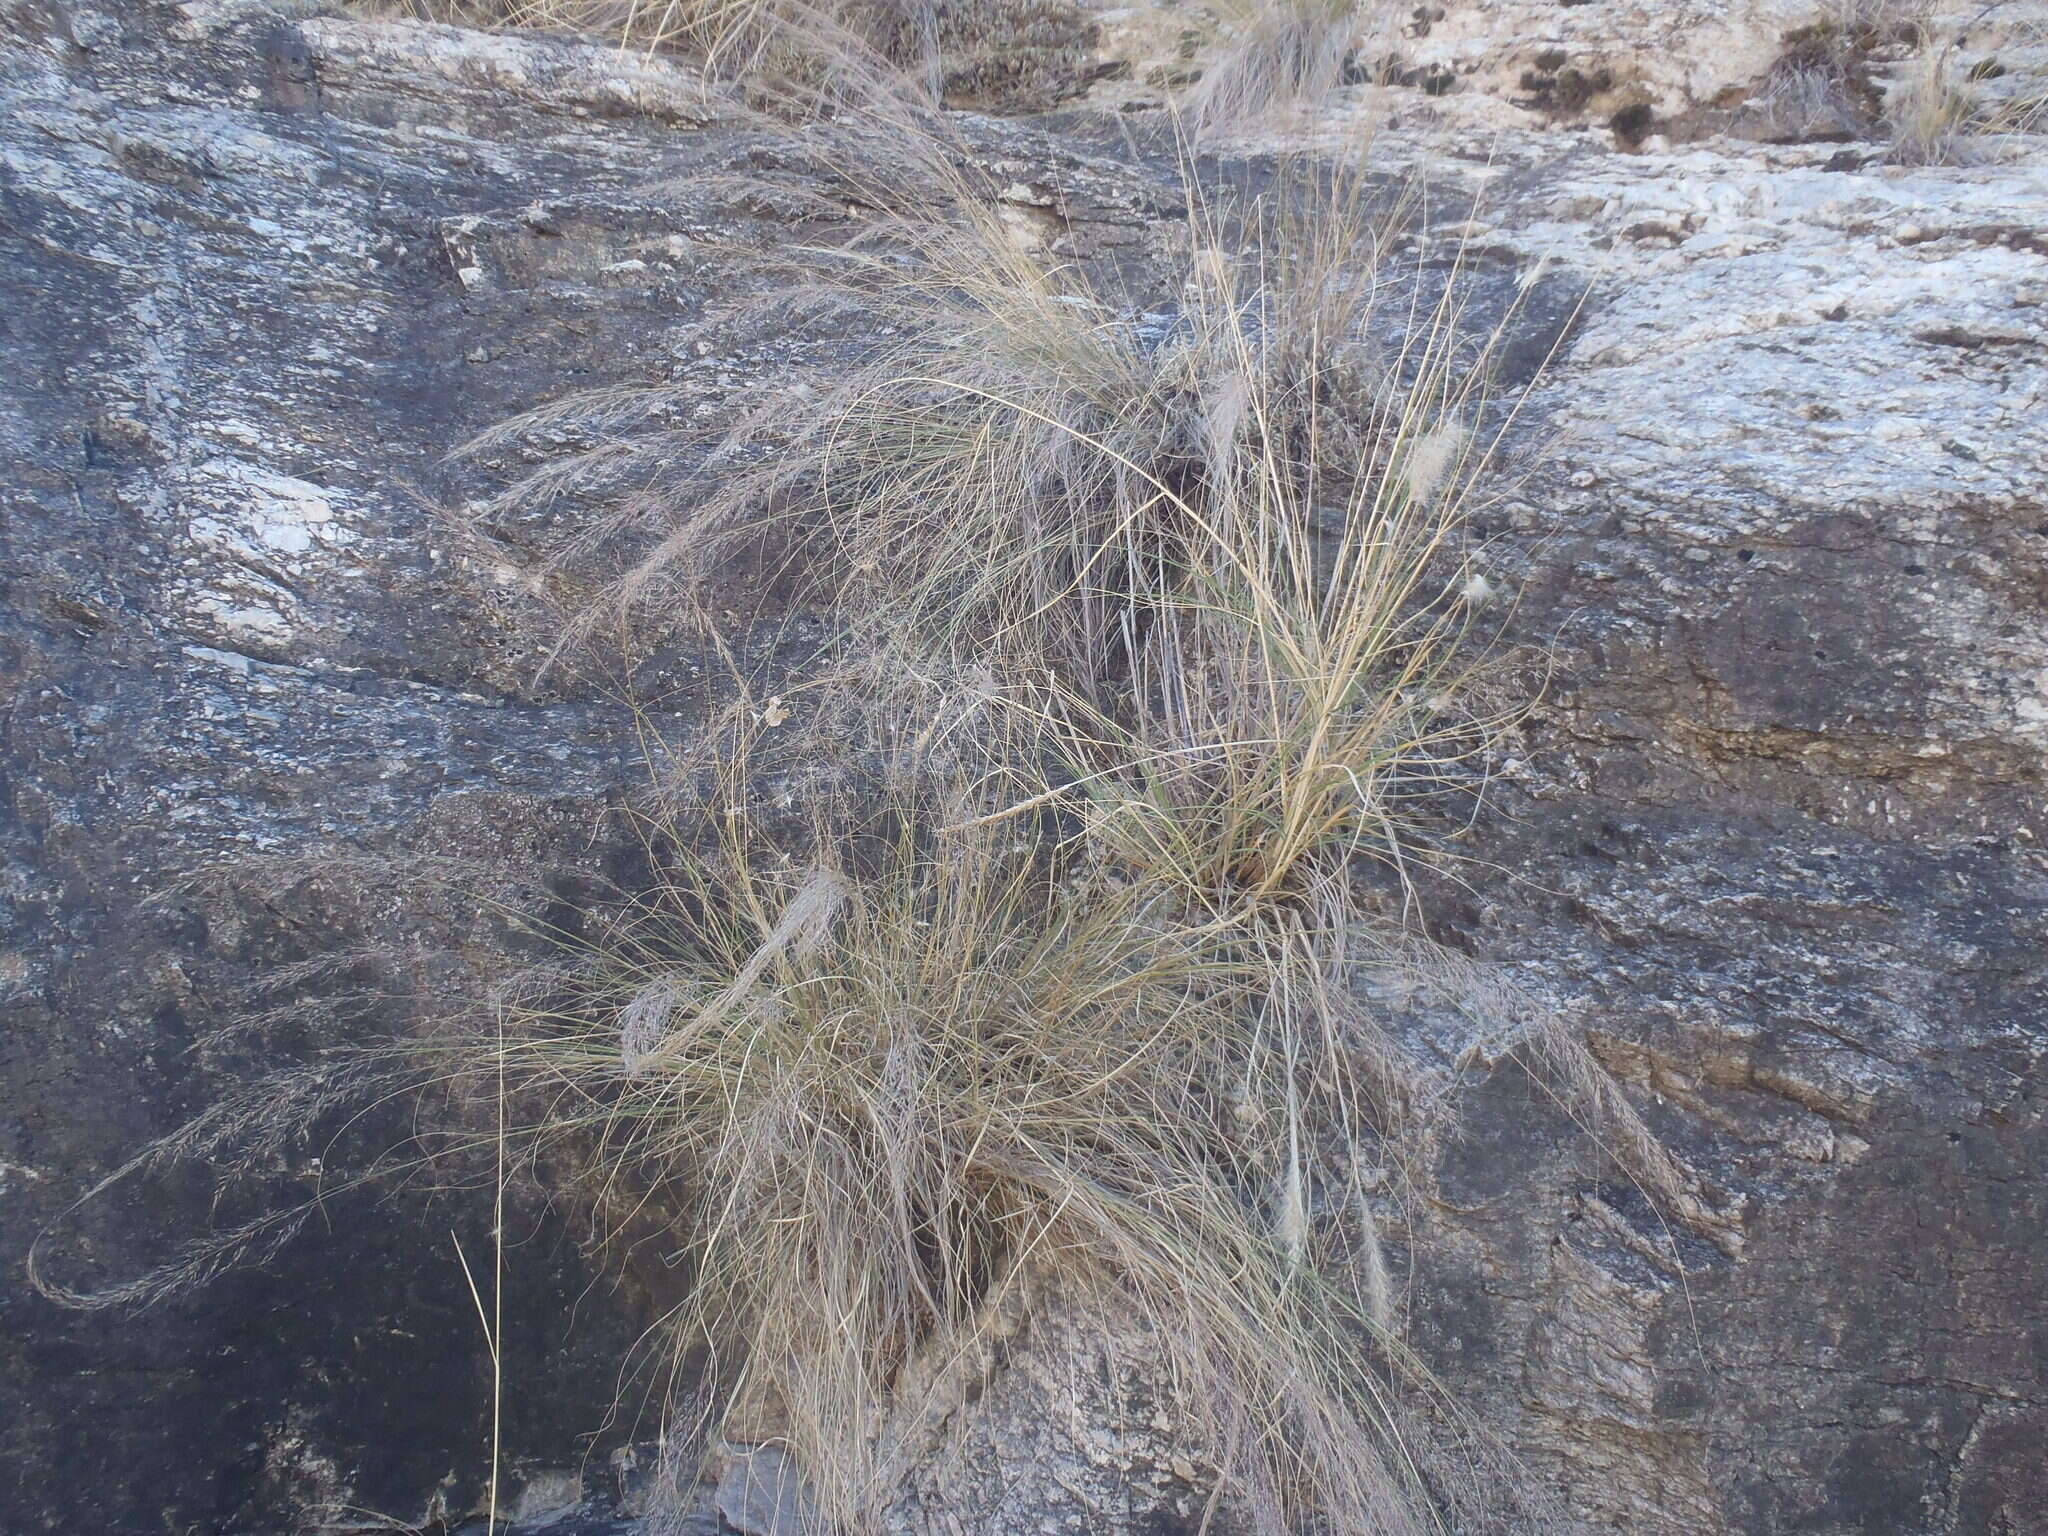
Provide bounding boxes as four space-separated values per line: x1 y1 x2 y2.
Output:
35 34 1715 1536
364 0 947 108
1762 0 2048 161
37 0 2048 1528
369 0 1377 131
456 786 1444 1531
370 0 926 56
449 128 1571 1527
1184 0 1364 142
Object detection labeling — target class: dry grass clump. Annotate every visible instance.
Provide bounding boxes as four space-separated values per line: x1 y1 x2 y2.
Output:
1764 0 2048 161
29 717 1498 1534
364 0 1102 113
476 113 1526 919
428 785 1445 1531
445 120 1607 1526
1184 0 1366 143
1878 16 2048 164
1010 302 1503 920
1759 0 1928 140
367 0 943 107
471 125 1457 713
1884 42 1981 160
1759 45 1882 140
369 0 900 53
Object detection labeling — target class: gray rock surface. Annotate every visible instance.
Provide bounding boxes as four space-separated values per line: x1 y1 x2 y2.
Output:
1 2 728 1528
1245 16 2048 1534
4 0 2045 1533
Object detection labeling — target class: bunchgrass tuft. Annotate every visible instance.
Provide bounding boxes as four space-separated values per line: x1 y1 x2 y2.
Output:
1763 0 2048 163
460 124 1590 1523
434 777 1449 1530
1885 40 1981 162
468 120 1475 710
1184 0 1364 144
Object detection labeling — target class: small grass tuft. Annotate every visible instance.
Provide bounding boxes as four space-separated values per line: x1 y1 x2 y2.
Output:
359 0 1101 114
1885 40 1982 162
360 0 942 112
1764 0 2048 162
1185 0 1365 143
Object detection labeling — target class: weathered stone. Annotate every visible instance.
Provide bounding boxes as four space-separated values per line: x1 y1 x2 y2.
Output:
714 1444 810 1536
0 3 726 1528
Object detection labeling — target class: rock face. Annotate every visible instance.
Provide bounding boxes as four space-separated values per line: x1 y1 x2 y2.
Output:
3 1 2045 1533
1 3 730 1528
1440 143 2048 1523
1297 16 2047 1533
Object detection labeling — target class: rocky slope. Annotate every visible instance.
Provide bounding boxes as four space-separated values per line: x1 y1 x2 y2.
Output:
3 1 2044 1532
